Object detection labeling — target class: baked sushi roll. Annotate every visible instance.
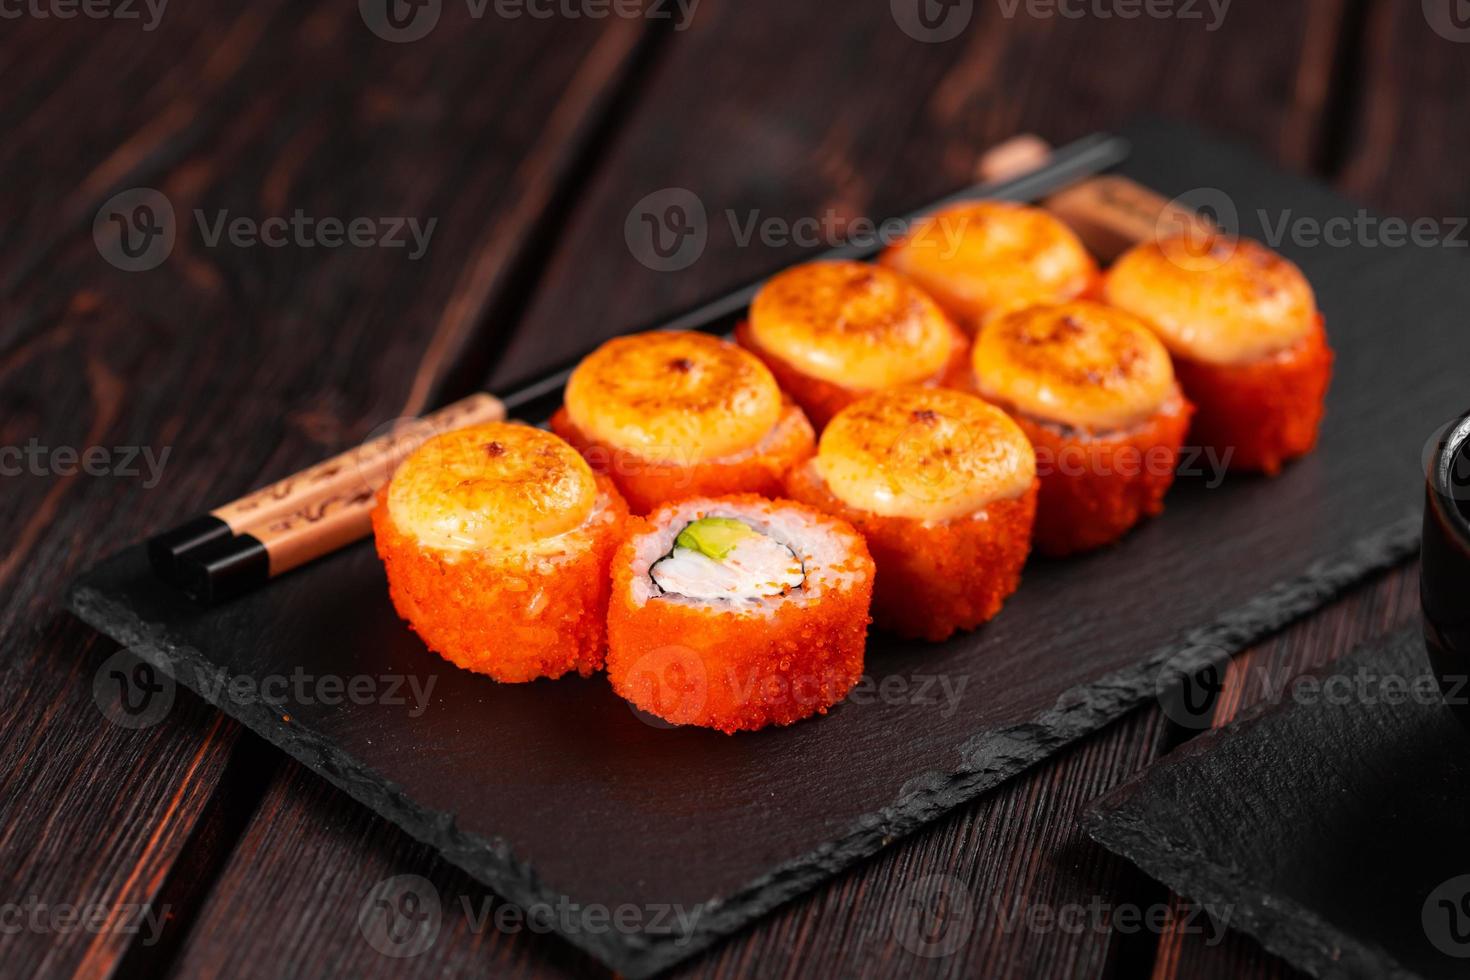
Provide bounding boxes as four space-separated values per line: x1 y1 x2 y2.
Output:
879 201 1098 332
783 387 1037 641
551 331 815 515
971 301 1193 556
1104 235 1333 475
606 494 874 733
372 422 628 682
735 260 968 430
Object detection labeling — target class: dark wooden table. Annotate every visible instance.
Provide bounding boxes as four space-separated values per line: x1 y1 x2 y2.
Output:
6 1 1467 976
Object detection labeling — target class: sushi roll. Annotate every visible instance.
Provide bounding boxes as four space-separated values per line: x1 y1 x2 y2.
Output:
783 387 1038 641
606 495 874 733
735 260 969 430
879 201 1098 332
971 301 1194 556
551 331 815 515
372 422 628 682
1104 234 1333 475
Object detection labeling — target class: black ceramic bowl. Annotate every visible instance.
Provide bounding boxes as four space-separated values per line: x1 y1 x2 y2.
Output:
1423 412 1470 726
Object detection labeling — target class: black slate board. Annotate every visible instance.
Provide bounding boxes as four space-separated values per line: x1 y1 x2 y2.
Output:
1085 627 1470 980
67 119 1465 977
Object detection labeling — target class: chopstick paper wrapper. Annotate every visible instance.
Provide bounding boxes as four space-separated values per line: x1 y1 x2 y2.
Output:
149 393 504 603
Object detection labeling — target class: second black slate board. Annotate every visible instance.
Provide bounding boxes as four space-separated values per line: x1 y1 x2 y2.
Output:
1086 627 1470 980
67 119 1465 976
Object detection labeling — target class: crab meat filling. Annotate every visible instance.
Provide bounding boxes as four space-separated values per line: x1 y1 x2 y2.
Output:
650 517 806 601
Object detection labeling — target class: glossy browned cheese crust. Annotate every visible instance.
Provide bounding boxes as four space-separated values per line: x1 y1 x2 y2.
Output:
1104 234 1318 365
814 386 1035 522
746 260 958 389
564 331 783 464
972 301 1176 432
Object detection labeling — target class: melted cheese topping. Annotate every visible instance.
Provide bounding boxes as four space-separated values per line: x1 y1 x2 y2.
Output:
386 422 596 554
973 301 1176 431
746 260 957 388
880 201 1096 329
815 387 1036 522
564 331 783 463
1104 235 1318 365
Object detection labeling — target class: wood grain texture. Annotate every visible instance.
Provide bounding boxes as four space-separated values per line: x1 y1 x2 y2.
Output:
490 0 1351 389
17 1 1456 977
149 3 1386 978
0 6 648 977
1337 0 1470 217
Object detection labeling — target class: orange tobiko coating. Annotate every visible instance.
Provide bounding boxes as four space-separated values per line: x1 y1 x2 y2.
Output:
1172 315 1333 475
372 474 628 682
783 463 1037 641
605 497 874 733
1016 387 1194 556
735 318 971 431
551 401 814 515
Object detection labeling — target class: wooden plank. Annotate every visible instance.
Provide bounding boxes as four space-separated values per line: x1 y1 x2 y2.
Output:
1337 0 1470 216
165 2 1362 977
167 763 608 979
1 6 650 977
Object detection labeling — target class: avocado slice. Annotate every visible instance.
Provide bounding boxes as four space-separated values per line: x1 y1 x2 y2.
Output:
674 517 758 561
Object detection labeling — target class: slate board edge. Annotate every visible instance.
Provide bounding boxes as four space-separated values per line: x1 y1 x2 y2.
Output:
63 510 1420 977
1083 802 1420 980
1081 627 1431 980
